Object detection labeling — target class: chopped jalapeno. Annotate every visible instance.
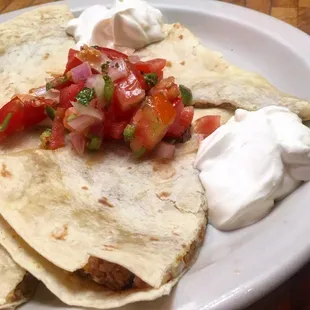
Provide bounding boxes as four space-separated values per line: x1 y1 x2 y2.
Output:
45 106 56 120
144 73 158 87
123 124 136 142
103 75 114 103
46 75 68 91
87 136 102 151
76 87 95 106
40 128 52 149
135 146 146 158
67 114 77 122
0 113 13 132
179 85 193 106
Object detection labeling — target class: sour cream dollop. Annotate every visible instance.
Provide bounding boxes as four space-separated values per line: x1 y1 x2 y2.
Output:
194 106 310 231
66 0 164 50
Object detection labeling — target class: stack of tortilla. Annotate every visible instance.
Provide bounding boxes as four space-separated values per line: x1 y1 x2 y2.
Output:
0 4 310 310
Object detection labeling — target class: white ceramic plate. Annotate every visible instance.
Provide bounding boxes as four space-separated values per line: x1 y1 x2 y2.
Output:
3 1 310 309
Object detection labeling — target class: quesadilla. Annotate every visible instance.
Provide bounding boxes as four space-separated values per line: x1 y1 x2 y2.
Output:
0 6 208 306
0 142 206 308
135 23 310 120
0 245 37 309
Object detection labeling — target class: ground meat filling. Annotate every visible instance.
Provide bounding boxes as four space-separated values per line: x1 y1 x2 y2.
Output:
6 273 37 304
83 257 149 291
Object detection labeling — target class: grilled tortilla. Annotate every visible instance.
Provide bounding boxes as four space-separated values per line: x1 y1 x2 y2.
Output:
0 5 73 308
0 142 206 308
0 5 75 107
135 23 310 120
0 245 37 309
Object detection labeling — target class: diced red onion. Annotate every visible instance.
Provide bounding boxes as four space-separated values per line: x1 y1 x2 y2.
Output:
71 62 92 83
71 101 104 121
44 89 60 103
16 94 35 102
108 58 129 82
175 134 202 156
69 132 86 156
30 85 47 96
128 55 140 64
153 142 176 159
100 52 111 64
69 115 97 133
85 75 106 104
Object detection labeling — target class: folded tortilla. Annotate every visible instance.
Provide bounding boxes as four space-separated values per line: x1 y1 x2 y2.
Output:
0 245 37 309
0 142 206 308
0 5 74 308
0 5 75 153
135 24 310 120
0 5 75 107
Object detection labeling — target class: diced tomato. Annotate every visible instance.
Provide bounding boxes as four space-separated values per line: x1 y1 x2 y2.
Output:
0 96 53 142
59 82 85 110
166 100 194 138
104 120 127 140
152 93 177 125
0 97 24 141
180 106 194 128
49 108 66 150
149 76 180 102
96 47 128 60
65 49 82 74
157 71 164 82
127 61 147 90
135 59 166 74
88 123 104 139
129 94 176 154
193 115 221 138
23 98 51 129
115 72 145 112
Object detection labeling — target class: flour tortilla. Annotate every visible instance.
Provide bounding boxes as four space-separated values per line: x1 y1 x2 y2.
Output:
0 5 74 308
135 23 310 120
0 245 36 309
0 5 75 153
0 5 75 107
0 143 206 308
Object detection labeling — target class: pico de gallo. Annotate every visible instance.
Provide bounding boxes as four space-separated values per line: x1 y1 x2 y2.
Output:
0 45 220 159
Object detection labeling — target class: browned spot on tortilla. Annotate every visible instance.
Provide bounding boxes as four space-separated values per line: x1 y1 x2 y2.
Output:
166 61 172 68
150 237 160 241
194 101 236 111
43 53 50 60
180 60 185 65
182 244 186 248
82 186 88 190
199 224 206 242
99 197 114 208
158 191 171 199
104 244 119 250
1 164 12 178
128 167 132 170
173 23 181 29
172 231 179 236
51 224 68 241
152 160 176 180
178 34 183 40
